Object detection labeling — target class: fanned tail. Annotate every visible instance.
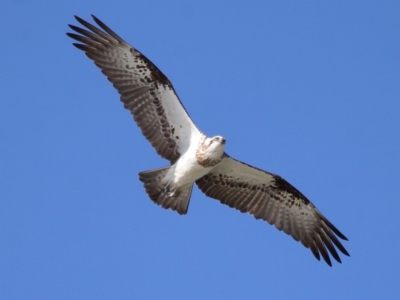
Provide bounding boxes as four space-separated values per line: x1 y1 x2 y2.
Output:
138 167 193 215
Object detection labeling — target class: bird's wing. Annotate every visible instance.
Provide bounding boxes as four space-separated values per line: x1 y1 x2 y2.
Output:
195 155 349 266
67 15 202 163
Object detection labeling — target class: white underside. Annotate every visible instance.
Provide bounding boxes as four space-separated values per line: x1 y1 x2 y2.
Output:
162 149 214 193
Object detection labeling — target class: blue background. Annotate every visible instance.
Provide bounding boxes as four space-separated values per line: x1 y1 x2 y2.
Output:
1 1 400 299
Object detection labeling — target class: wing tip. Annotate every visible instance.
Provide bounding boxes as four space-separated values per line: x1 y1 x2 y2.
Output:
91 14 99 22
71 43 87 51
74 15 84 24
318 211 348 241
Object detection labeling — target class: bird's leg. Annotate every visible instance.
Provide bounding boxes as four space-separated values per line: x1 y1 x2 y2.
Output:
163 185 179 197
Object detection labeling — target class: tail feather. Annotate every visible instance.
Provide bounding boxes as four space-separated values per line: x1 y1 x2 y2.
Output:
138 167 193 215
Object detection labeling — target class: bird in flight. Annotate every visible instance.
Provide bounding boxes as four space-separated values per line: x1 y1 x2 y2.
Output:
67 15 349 266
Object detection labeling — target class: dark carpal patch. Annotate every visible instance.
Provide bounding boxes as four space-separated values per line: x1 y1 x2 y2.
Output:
273 175 310 205
134 50 173 89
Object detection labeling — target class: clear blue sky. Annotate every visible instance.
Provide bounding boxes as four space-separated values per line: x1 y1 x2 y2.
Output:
1 1 400 299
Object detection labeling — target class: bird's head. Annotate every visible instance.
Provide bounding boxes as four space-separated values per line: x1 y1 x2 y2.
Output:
203 135 226 159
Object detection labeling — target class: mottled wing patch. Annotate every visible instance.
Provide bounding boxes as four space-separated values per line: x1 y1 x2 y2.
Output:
196 155 349 266
133 51 172 89
67 15 201 162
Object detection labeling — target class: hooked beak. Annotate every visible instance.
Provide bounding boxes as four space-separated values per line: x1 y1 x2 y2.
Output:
221 138 226 144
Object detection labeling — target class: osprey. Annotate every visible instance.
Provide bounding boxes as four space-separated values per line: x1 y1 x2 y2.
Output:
67 15 349 266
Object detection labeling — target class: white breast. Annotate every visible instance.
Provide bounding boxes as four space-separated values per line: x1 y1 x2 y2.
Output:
164 147 214 190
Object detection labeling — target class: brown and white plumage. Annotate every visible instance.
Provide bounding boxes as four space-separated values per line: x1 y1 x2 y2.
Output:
67 15 201 164
196 156 349 266
67 15 349 266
